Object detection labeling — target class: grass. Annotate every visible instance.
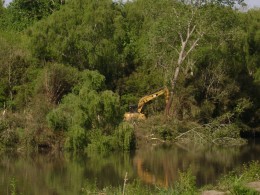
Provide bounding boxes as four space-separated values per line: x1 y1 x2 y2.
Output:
216 161 260 194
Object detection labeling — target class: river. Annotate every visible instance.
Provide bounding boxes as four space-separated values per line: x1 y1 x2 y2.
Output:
0 139 260 194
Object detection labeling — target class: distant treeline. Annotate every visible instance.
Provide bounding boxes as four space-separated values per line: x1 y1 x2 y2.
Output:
0 0 259 151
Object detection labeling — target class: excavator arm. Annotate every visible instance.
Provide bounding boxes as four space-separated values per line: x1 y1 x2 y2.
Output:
137 87 169 113
124 87 169 121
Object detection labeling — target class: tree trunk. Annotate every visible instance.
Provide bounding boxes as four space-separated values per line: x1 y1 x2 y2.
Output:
8 63 13 102
165 66 180 116
164 11 202 116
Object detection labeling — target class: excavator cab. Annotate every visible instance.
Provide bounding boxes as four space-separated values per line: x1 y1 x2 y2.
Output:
129 104 138 113
124 104 145 121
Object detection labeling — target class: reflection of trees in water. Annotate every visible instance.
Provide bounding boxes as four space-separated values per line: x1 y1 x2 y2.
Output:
1 140 259 193
133 141 260 187
0 152 77 195
0 151 135 195
133 146 180 188
239 139 260 162
77 152 134 187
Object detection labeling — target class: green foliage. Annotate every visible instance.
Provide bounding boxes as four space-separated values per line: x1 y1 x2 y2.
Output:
0 129 19 148
47 70 123 150
0 0 259 150
0 118 7 133
0 118 19 148
199 100 215 122
81 123 135 153
66 125 87 151
178 0 245 7
234 98 253 117
173 169 197 195
241 161 260 182
0 31 31 109
116 122 135 150
10 178 17 195
1 0 63 31
46 107 70 131
85 129 116 153
121 66 165 105
82 179 158 195
118 180 154 195
35 63 79 104
0 0 4 14
232 185 258 195
218 161 260 191
81 169 198 195
0 108 39 150
245 9 260 83
28 0 132 88
157 125 174 141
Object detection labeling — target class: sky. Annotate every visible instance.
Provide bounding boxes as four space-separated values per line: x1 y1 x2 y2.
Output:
245 0 260 8
3 0 260 8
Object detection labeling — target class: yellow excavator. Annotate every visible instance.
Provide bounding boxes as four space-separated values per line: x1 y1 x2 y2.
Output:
124 87 169 121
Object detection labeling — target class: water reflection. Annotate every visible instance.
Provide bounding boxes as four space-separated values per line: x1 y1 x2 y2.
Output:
0 139 259 194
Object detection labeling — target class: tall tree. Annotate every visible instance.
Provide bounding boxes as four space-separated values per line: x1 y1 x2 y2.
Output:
29 0 131 89
245 9 260 83
0 32 29 109
143 1 206 115
4 0 63 31
133 0 248 118
0 0 4 13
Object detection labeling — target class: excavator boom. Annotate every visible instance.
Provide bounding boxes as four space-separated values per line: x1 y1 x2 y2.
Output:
124 87 169 121
137 88 169 113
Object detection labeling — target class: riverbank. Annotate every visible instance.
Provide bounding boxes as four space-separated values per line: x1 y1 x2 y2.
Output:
132 115 254 150
202 181 260 194
79 161 260 195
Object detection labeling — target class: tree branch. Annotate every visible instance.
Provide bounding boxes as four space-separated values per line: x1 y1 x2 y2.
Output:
183 38 200 61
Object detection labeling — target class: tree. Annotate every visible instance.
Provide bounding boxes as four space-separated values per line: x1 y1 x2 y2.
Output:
35 63 79 104
142 1 205 115
0 32 29 109
245 9 260 83
136 0 249 118
4 0 63 31
0 0 4 13
29 0 131 89
47 70 122 150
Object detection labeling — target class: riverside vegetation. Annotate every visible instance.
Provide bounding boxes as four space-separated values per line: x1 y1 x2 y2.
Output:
0 0 259 153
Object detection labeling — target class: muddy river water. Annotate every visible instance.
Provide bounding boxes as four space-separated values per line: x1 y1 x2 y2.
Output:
0 139 260 194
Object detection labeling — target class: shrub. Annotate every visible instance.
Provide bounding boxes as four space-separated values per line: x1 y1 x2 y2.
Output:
48 70 123 151
116 122 135 151
232 185 258 195
218 161 260 191
173 168 198 195
86 129 116 153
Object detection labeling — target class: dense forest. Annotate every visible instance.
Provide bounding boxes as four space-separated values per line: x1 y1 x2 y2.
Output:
0 0 259 152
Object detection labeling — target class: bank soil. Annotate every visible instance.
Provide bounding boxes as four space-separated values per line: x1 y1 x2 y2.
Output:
202 181 260 195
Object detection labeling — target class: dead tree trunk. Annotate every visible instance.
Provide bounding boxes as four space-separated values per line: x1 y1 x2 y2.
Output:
165 14 202 116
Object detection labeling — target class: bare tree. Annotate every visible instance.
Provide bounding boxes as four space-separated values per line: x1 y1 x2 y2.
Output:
164 8 204 115
147 4 205 116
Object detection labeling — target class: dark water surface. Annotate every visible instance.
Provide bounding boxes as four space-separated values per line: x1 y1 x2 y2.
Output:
1 139 260 194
